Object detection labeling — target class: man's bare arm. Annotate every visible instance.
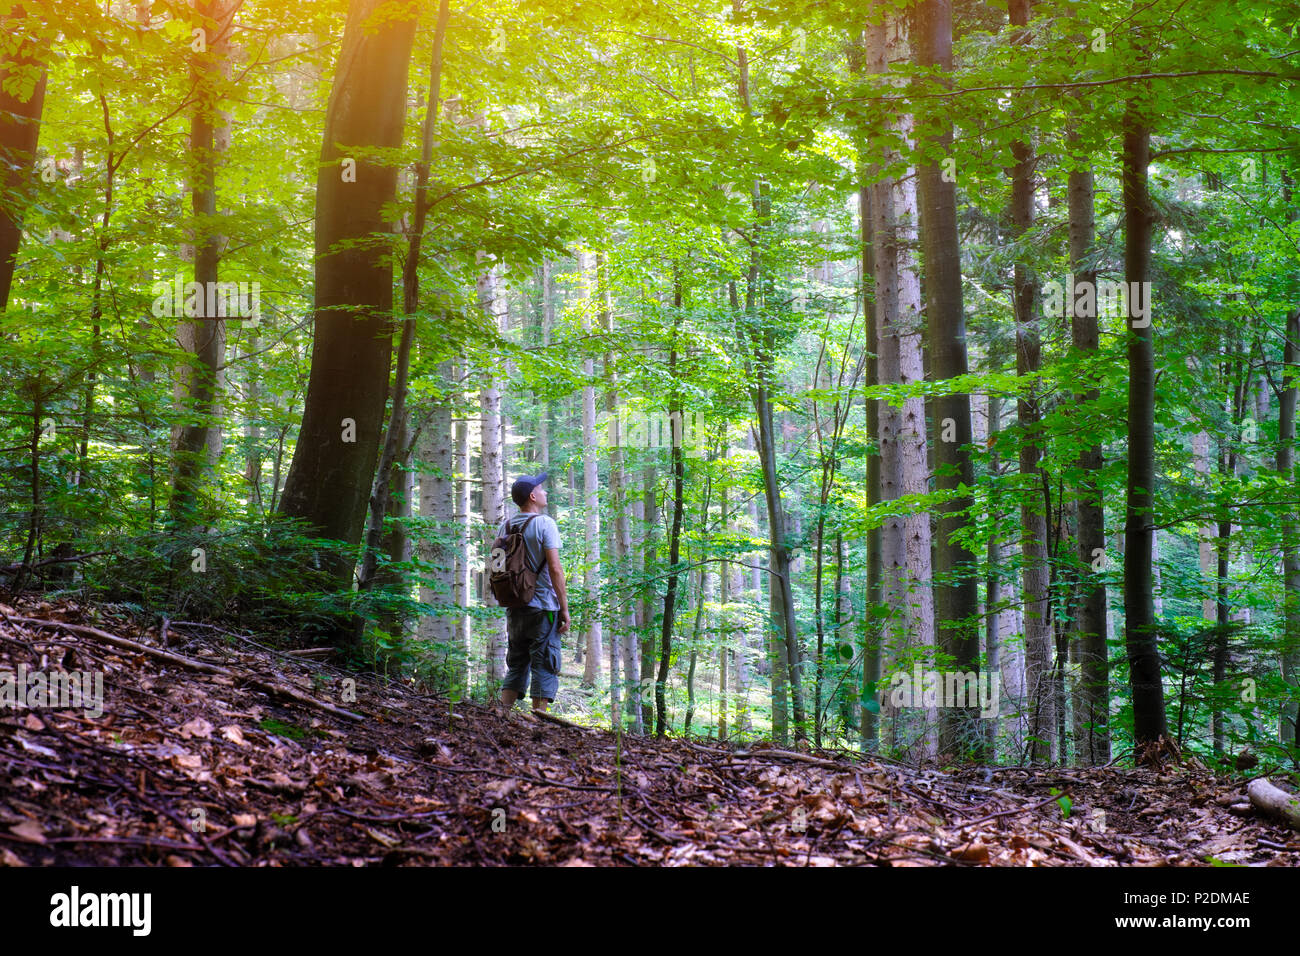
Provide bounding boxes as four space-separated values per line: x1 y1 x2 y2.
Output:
545 547 570 632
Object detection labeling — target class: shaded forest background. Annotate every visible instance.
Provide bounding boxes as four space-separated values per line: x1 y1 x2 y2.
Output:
2 0 1299 771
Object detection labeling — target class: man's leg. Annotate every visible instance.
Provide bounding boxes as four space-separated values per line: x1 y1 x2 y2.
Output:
499 609 532 711
529 610 561 713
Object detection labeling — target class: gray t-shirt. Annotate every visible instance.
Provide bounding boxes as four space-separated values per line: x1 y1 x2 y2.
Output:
498 511 561 610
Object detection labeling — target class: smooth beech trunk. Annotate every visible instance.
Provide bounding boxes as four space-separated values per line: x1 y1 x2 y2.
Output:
478 259 507 682
859 176 882 753
580 251 603 687
0 3 47 311
278 0 418 586
868 13 934 760
455 402 473 683
1121 107 1169 751
418 372 457 651
603 257 637 729
914 0 981 759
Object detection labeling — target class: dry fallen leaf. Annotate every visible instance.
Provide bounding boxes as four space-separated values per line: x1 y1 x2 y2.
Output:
8 820 44 844
221 724 248 747
951 840 990 863
180 717 214 739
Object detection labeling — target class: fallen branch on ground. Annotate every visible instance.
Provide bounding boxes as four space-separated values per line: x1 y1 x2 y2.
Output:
1247 778 1300 830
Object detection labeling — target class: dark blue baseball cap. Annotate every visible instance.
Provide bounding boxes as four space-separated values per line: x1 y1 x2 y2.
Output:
511 472 548 507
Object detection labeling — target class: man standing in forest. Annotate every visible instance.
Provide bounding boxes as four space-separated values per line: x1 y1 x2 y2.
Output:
498 473 570 714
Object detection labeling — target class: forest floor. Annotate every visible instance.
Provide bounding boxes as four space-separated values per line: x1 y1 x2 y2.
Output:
2 597 1299 867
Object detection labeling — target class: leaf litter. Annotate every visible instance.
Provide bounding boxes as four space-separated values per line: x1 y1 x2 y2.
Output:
1 599 1297 867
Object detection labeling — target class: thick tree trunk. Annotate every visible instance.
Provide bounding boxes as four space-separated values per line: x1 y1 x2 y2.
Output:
278 0 417 587
913 0 981 760
0 3 47 311
1121 107 1169 751
868 13 934 760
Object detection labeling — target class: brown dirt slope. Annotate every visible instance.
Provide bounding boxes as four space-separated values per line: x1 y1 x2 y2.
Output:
1 599 1297 866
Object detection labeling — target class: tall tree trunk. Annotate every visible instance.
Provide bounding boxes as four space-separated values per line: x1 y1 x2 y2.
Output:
983 393 1004 754
718 484 731 741
539 261 553 470
0 3 47 311
358 0 450 650
1212 356 1247 754
455 398 473 688
684 564 708 735
638 463 657 733
172 0 234 528
603 257 636 728
1068 152 1110 765
1121 103 1168 751
733 12 804 743
655 285 687 737
242 326 263 519
858 174 883 753
868 13 934 759
478 259 507 682
278 0 418 589
418 370 457 673
733 555 751 734
1008 0 1054 764
1278 305 1300 750
375 421 412 638
580 251 603 687
655 332 686 738
913 0 981 759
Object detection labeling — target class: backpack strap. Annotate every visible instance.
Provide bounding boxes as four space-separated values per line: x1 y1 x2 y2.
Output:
510 512 546 574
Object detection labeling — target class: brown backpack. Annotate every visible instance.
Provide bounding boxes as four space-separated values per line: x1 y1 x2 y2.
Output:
488 514 544 608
